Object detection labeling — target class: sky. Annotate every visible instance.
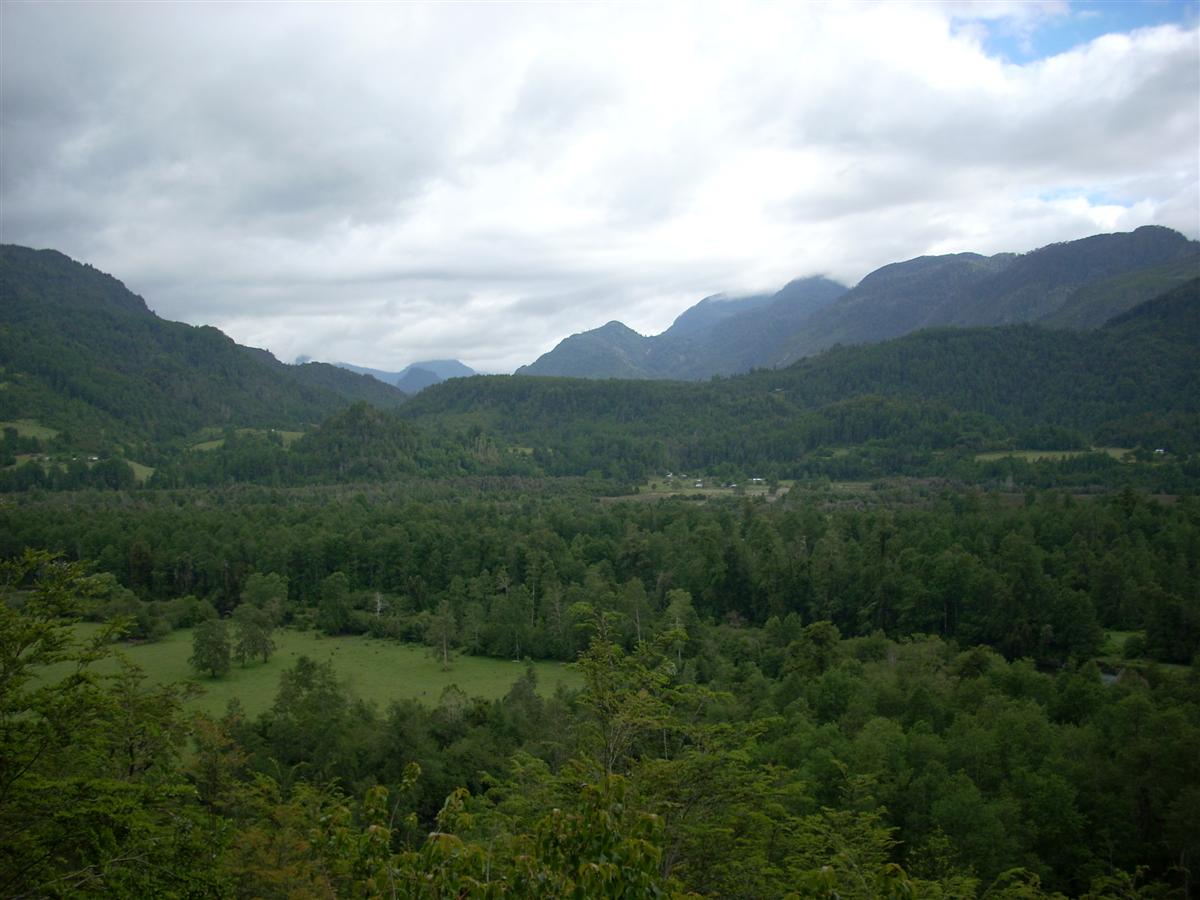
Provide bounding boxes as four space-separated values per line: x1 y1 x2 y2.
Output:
2 1 1198 374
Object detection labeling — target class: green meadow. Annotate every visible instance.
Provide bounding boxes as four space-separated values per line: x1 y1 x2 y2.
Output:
973 446 1130 462
189 427 305 451
628 477 792 501
64 624 581 717
0 418 60 439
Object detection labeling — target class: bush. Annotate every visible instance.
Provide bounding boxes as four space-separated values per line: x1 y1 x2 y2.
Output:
1122 633 1147 660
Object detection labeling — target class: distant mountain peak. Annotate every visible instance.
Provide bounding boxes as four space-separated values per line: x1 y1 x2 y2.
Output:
772 226 1199 364
518 275 848 380
331 358 476 394
596 320 642 336
515 226 1197 381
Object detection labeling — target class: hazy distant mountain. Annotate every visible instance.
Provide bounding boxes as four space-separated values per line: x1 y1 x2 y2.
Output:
773 225 1199 364
394 367 442 394
517 226 1198 380
0 245 406 446
1038 256 1200 330
335 358 476 393
659 292 775 340
666 277 850 378
517 276 848 380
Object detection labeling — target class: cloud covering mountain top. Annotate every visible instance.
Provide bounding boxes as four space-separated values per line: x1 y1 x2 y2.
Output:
2 1 1196 372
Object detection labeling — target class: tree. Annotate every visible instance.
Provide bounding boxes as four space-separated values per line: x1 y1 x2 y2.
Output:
618 577 652 644
662 588 699 669
0 551 220 897
190 618 231 677
573 614 676 777
241 571 288 625
425 598 458 670
461 600 487 655
233 602 276 665
494 584 532 660
261 655 377 785
316 571 352 635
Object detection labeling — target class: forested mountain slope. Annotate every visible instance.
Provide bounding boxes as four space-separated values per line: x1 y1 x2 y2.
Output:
775 225 1198 363
404 278 1200 473
517 227 1196 380
517 276 848 379
519 320 656 379
0 245 405 446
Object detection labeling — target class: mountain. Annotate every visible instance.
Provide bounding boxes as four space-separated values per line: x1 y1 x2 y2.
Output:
774 225 1199 363
394 367 442 394
516 227 1197 381
518 320 657 379
666 276 850 378
516 276 848 380
0 245 406 447
658 292 775 340
403 278 1200 474
335 358 476 393
1038 256 1200 330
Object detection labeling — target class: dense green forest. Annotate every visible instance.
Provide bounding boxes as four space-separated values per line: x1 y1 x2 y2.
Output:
0 245 405 450
3 474 1200 896
3 481 1198 665
401 278 1200 477
2 261 1199 896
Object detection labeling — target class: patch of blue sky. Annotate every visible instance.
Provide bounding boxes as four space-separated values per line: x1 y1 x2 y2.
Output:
972 1 1199 63
1037 187 1135 207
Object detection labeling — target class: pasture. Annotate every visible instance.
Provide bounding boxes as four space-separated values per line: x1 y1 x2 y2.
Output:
973 447 1130 462
61 624 582 717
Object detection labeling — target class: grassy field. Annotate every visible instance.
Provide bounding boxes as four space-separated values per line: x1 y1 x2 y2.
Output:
1100 630 1138 657
58 625 581 717
617 477 792 502
0 418 60 439
127 461 156 482
1094 629 1190 675
190 428 305 452
4 452 155 482
974 447 1130 462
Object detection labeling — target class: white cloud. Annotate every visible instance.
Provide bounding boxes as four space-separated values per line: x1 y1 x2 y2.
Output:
2 1 1196 372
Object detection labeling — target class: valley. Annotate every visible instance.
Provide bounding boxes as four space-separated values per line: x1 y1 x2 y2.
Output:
1 240 1198 898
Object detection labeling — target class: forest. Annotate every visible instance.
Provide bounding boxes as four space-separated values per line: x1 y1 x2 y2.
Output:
3 469 1199 898
2 272 1198 897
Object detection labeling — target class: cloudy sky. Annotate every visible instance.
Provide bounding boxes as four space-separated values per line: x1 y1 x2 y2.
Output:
2 1 1198 373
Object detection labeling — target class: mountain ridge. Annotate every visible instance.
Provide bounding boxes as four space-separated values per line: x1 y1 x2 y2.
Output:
774 225 1198 363
517 275 848 380
334 358 477 393
516 227 1198 380
402 277 1200 475
0 244 406 448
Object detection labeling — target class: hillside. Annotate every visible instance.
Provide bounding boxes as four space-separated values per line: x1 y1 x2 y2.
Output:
517 227 1197 380
774 225 1198 363
518 276 847 379
1039 255 1200 329
0 245 406 447
519 320 659 379
404 278 1200 476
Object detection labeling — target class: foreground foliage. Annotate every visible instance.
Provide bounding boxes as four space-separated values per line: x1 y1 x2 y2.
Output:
2 550 1197 897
